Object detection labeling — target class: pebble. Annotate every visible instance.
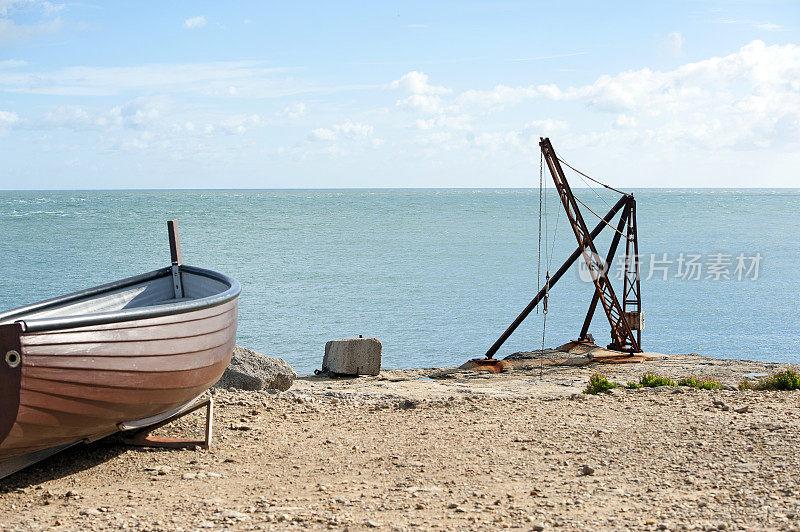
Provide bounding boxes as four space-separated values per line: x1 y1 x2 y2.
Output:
144 465 173 475
219 509 249 520
580 464 595 476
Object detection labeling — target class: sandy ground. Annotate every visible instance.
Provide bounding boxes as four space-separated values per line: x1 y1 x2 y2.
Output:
0 352 799 531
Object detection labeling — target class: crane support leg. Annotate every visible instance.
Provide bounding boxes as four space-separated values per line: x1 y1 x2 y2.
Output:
579 198 632 341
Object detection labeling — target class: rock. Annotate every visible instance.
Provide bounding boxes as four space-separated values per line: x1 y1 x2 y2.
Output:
220 509 249 520
215 345 296 391
712 399 730 411
144 465 172 475
734 405 751 414
323 337 382 376
580 464 595 476
398 399 418 410
79 508 102 516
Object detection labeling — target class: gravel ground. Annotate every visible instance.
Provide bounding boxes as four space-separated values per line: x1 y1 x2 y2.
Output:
0 353 798 531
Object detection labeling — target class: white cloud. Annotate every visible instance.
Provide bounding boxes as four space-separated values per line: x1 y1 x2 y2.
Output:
414 114 471 131
661 31 684 58
718 18 785 32
459 84 541 107
0 16 62 47
41 105 107 129
0 0 63 17
576 40 800 147
390 71 451 95
0 109 19 126
397 93 444 114
281 102 307 119
5 94 268 143
183 16 206 29
470 131 524 153
0 61 295 96
613 115 637 129
391 72 457 115
217 114 261 135
308 127 336 141
308 122 374 142
454 41 800 150
0 59 26 68
525 119 568 133
0 0 64 47
753 23 784 31
114 97 166 129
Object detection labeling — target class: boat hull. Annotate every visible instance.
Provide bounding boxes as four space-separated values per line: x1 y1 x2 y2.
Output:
0 297 237 463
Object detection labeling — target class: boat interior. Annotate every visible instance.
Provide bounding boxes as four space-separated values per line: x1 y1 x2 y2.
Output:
0 267 231 324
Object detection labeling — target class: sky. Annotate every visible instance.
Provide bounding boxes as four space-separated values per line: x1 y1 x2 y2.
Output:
0 1 798 189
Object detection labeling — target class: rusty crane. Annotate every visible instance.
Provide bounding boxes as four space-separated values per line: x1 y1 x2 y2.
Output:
482 137 643 361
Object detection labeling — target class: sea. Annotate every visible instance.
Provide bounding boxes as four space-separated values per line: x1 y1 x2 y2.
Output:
1 189 798 374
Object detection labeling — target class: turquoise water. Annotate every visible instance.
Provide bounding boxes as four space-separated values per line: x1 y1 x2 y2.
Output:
1 189 798 374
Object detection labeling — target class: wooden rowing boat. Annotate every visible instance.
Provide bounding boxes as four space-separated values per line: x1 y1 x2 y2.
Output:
0 221 240 478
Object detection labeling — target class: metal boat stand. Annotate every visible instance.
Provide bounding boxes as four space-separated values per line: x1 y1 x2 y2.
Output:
119 395 214 450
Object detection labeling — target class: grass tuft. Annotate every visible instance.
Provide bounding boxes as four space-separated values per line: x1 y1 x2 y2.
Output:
586 373 726 394
639 373 676 388
584 374 619 394
739 368 800 391
677 376 722 390
623 374 722 390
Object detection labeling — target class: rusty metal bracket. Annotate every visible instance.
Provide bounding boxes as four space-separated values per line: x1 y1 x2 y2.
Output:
465 358 509 372
121 396 214 450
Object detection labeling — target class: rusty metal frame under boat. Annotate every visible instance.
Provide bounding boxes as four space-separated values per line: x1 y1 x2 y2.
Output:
0 220 240 479
479 137 643 363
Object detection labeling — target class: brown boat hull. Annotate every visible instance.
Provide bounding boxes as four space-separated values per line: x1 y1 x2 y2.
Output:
0 298 237 462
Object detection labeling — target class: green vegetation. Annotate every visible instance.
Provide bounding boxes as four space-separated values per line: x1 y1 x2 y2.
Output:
739 368 800 391
677 376 722 390
639 373 676 388
588 373 723 392
584 374 619 394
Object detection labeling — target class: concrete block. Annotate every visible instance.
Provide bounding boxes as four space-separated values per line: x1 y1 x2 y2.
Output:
323 337 382 375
